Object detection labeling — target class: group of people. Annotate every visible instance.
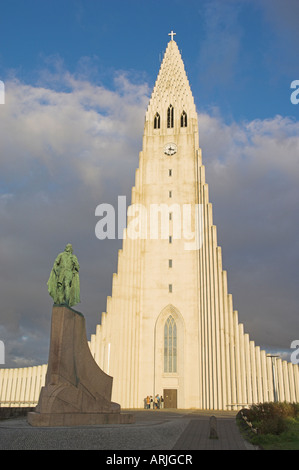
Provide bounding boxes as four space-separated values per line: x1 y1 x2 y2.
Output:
144 394 164 409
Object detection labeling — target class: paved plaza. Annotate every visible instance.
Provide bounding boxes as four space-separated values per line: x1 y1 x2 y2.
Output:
0 409 258 451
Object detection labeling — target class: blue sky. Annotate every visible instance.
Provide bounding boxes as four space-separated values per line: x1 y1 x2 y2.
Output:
0 0 298 367
1 0 298 121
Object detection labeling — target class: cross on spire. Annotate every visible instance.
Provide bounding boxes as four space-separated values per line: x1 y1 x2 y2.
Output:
168 30 176 41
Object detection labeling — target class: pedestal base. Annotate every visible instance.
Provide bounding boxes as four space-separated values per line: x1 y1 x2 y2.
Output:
27 305 134 427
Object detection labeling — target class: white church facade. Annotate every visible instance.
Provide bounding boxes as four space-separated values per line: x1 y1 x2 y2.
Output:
1 35 299 410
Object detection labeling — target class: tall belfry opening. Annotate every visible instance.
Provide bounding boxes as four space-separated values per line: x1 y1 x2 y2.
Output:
0 34 298 410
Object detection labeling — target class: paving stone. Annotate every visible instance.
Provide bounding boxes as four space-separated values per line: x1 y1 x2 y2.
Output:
0 409 257 451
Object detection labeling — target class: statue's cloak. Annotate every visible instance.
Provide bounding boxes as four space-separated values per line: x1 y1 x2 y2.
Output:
47 252 80 307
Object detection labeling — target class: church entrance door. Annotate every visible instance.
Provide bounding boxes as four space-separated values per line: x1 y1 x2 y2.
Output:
163 389 177 408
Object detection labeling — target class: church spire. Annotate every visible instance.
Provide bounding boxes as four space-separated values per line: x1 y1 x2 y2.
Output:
145 34 197 133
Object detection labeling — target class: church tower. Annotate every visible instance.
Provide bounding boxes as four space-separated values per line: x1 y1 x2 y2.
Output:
89 34 299 410
1 33 299 410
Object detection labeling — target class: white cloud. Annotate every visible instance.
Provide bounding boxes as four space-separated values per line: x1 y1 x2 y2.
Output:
1 74 149 195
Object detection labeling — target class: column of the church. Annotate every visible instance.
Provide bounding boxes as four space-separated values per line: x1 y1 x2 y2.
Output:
288 363 296 402
2 369 10 404
94 322 104 368
266 355 274 401
290 363 298 402
126 231 139 408
19 367 28 405
244 334 253 404
30 366 38 404
116 242 129 406
90 327 98 363
10 369 18 405
131 237 140 408
238 323 247 406
255 346 264 403
286 362 295 402
217 258 226 410
98 301 112 375
282 360 290 402
233 311 242 409
293 364 299 401
210 224 220 409
101 313 109 371
120 240 130 407
95 312 105 369
105 296 113 376
14 368 22 404
0 368 6 403
207 202 216 408
250 340 258 404
197 164 206 408
108 273 122 403
260 349 268 401
200 182 211 408
215 224 230 410
276 358 284 401
119 240 132 407
222 270 232 409
6 369 14 404
227 298 237 408
89 332 95 357
205 194 213 408
130 160 142 408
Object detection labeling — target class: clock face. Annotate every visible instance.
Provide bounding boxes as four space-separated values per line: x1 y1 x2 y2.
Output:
164 143 177 156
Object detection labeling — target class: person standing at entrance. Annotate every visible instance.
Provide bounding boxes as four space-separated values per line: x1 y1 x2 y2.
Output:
146 396 150 409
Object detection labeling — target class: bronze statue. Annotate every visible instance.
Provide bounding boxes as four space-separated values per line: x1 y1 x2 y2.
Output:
47 243 80 307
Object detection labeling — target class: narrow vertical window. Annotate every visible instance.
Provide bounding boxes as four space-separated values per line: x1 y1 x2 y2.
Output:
168 284 172 293
181 111 187 127
167 105 174 128
169 236 172 244
154 112 160 129
164 315 177 373
169 259 172 268
169 169 172 176
169 190 172 198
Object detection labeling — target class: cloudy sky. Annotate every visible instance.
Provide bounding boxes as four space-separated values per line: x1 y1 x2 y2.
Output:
0 0 298 368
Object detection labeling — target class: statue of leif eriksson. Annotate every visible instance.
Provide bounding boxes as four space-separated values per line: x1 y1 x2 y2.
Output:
47 243 80 307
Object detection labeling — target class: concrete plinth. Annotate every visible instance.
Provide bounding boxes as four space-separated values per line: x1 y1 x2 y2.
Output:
28 305 134 426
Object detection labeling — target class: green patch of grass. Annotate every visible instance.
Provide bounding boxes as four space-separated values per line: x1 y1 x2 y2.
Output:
237 402 299 450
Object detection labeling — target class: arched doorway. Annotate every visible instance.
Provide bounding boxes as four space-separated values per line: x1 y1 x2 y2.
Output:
154 304 185 408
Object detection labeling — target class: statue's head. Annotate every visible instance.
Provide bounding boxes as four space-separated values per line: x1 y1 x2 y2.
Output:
65 243 73 253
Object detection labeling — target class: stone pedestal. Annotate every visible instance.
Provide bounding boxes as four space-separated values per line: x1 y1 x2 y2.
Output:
27 305 134 426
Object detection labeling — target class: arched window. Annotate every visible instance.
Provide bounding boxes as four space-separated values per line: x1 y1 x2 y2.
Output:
167 105 174 128
154 112 160 129
164 315 177 373
181 111 187 127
